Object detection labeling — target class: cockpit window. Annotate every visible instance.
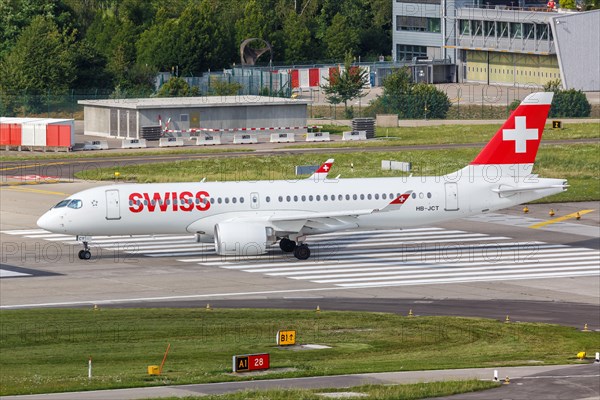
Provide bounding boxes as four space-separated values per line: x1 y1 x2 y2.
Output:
67 199 83 209
54 200 70 208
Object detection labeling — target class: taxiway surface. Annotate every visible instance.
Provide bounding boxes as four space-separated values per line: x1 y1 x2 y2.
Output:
1 181 598 331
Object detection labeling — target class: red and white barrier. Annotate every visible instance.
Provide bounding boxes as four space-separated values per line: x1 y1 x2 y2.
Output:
0 117 74 151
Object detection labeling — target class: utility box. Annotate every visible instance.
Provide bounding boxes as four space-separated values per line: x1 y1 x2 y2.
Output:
147 365 160 375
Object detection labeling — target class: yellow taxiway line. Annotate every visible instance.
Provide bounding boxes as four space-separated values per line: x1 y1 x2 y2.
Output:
1 186 69 196
529 210 595 229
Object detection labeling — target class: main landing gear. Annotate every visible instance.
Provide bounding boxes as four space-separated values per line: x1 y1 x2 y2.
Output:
279 238 310 260
78 241 91 260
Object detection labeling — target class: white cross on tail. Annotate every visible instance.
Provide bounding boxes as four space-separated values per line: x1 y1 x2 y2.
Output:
502 116 538 153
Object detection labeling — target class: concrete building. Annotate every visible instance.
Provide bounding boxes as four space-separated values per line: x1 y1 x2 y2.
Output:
78 96 309 139
393 0 600 91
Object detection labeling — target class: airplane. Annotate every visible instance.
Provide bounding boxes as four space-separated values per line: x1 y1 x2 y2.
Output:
37 92 567 261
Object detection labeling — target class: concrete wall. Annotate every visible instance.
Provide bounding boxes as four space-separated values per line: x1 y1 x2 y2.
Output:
551 10 600 91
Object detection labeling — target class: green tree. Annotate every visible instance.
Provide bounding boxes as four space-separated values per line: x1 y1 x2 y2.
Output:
550 89 591 117
366 67 451 119
543 79 591 117
559 0 577 8
157 77 196 97
324 13 360 61
282 12 312 62
0 16 75 112
209 77 243 96
321 52 368 114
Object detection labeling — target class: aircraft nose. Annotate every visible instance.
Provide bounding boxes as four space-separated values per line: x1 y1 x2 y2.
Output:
37 211 63 233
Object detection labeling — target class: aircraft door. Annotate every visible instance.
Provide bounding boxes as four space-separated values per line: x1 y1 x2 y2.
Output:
105 189 121 220
444 183 459 211
250 192 260 209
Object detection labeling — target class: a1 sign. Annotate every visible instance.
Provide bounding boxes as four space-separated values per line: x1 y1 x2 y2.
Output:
277 330 297 346
232 353 270 372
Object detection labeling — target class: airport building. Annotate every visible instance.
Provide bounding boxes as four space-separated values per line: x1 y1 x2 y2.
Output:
392 0 600 91
78 96 308 139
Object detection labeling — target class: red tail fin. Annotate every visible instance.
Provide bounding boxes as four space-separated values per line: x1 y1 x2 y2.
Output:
471 92 553 165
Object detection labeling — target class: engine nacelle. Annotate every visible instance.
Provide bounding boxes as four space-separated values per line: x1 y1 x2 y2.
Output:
214 222 269 256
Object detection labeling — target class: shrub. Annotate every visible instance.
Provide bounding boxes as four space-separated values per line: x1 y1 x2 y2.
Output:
550 89 591 118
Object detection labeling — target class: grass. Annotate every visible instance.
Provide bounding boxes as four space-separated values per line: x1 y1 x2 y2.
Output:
74 143 600 202
294 123 600 149
0 309 597 396
151 380 500 400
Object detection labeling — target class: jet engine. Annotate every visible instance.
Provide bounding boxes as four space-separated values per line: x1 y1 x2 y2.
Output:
214 222 271 256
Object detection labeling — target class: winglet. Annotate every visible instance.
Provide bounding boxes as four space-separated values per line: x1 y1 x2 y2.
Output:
377 191 412 212
308 159 334 181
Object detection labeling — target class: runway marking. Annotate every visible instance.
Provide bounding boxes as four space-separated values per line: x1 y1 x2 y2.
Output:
0 269 31 278
3 227 598 287
529 210 595 229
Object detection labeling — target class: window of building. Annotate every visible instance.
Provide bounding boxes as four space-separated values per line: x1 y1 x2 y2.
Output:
484 20 495 37
536 24 549 40
499 21 509 38
473 20 483 36
428 18 441 33
396 16 427 32
511 22 522 39
396 44 427 61
523 23 534 39
460 19 471 35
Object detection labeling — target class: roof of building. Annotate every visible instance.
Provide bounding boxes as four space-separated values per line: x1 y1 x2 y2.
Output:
78 95 309 109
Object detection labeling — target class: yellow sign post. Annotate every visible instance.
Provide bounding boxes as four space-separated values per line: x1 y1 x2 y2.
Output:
277 330 297 346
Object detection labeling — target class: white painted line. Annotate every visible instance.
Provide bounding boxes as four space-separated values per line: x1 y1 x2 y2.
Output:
0 269 31 278
336 271 600 288
292 259 600 281
1 229 48 235
193 242 562 267
24 233 72 238
314 263 600 284
255 251 600 275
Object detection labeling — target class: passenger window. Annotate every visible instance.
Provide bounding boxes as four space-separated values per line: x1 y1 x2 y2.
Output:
218 198 222 204
225 198 229 204
382 194 387 200
265 196 270 203
352 194 357 200
331 194 336 201
301 195 306 201
294 195 298 202
419 193 424 199
324 195 328 201
232 197 237 203
309 195 314 201
240 197 244 203
210 198 215 204
286 195 291 202
360 194 365 200
367 194 372 200
375 193 379 200
345 194 350 200
338 194 343 201
389 193 394 199
411 193 417 199
278 196 283 202
316 195 321 201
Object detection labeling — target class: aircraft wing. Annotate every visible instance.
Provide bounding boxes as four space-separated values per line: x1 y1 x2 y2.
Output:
267 191 412 233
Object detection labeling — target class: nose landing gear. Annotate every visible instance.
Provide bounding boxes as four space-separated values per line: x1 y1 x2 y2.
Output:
77 240 92 260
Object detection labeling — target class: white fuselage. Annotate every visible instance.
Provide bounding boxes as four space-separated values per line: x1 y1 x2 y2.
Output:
37 172 565 239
